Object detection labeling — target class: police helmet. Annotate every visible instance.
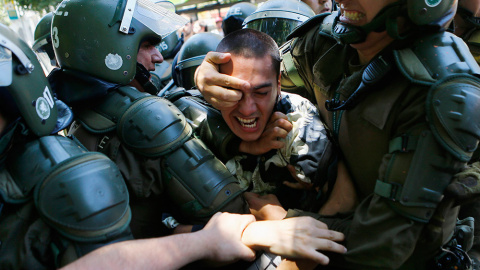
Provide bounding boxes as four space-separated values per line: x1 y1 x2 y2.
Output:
52 0 187 85
243 0 315 46
222 2 257 36
0 23 58 138
32 12 57 75
173 32 223 90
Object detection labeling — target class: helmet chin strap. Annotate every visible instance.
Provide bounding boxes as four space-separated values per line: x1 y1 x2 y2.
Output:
135 62 159 95
332 2 404 45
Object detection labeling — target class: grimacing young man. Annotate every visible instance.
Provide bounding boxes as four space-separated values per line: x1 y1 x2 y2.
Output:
214 28 356 215
195 0 480 269
48 0 347 266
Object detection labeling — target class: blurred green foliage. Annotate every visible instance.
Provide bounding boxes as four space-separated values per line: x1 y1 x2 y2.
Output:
16 0 63 12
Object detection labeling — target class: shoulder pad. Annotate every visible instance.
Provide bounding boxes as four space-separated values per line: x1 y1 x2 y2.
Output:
76 86 149 133
118 96 192 157
35 152 131 242
6 135 88 198
287 12 336 40
426 74 480 161
394 32 480 85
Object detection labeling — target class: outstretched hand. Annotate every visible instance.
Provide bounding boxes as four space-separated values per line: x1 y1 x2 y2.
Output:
239 112 293 155
242 216 346 265
194 52 250 110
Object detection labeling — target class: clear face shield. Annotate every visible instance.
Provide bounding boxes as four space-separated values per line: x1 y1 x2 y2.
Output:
119 0 188 39
243 9 311 46
33 44 57 76
244 18 305 46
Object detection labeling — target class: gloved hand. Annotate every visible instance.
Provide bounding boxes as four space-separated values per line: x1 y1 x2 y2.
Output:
445 162 480 206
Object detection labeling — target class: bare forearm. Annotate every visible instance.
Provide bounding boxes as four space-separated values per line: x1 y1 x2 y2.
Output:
62 233 210 270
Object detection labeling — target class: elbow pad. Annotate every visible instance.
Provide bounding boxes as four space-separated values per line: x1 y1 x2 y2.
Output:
7 135 131 266
162 137 247 222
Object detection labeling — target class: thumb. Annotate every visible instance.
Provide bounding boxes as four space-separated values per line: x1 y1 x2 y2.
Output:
206 51 231 64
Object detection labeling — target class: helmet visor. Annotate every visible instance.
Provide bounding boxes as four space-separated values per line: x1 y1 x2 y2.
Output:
0 46 12 87
245 18 303 46
133 0 188 39
35 47 57 76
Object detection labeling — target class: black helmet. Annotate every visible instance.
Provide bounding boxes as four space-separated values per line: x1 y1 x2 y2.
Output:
173 32 223 90
32 12 57 75
243 0 315 46
222 2 257 36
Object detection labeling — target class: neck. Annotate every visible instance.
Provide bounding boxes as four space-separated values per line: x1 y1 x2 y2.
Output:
350 31 394 65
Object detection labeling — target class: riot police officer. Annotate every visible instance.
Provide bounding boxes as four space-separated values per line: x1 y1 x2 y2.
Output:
0 23 132 269
48 0 248 239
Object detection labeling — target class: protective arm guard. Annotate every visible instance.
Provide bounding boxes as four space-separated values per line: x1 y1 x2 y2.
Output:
162 137 248 222
7 135 131 267
77 87 247 223
375 75 480 222
373 31 480 222
118 92 247 222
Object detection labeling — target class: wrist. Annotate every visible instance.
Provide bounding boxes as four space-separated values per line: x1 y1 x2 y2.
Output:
190 229 213 260
241 221 273 250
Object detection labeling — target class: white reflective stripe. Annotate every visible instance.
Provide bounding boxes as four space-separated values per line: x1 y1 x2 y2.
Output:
0 32 34 73
119 0 137 34
43 86 55 108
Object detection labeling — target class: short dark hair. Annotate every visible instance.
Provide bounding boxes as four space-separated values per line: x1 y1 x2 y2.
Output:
216 29 281 77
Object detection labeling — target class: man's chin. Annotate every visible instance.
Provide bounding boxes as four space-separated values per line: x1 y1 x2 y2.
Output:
236 133 261 143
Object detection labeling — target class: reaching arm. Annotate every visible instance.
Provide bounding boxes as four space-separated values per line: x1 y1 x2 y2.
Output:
61 212 256 270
